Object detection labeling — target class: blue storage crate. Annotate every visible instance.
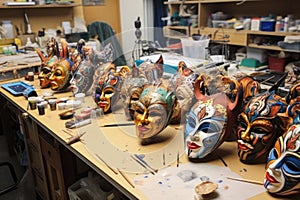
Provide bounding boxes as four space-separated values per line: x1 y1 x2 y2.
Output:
260 20 275 31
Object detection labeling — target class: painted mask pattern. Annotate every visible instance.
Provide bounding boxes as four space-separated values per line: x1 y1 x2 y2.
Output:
237 91 288 163
264 124 300 195
184 98 227 159
134 83 175 139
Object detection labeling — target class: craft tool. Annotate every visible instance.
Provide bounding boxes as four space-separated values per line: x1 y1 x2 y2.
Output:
226 176 264 185
130 155 155 175
217 155 228 167
100 122 135 127
95 154 118 175
177 151 180 167
134 154 158 173
117 168 135 188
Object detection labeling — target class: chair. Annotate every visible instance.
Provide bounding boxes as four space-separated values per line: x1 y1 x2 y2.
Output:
87 21 127 66
0 162 18 195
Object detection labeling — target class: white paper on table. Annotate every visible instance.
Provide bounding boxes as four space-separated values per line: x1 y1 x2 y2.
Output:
133 162 266 200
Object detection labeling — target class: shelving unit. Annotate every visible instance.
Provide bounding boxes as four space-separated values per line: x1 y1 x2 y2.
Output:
163 0 300 54
164 0 200 38
0 3 81 34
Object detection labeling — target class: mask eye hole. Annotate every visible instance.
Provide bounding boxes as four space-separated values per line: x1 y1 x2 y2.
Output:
283 160 300 173
252 127 267 134
238 117 247 128
177 95 185 101
104 90 114 98
136 108 144 115
200 122 219 133
148 111 160 118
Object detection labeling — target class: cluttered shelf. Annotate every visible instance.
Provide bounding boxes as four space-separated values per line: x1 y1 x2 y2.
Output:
164 0 199 5
199 0 262 3
248 43 300 53
0 3 80 9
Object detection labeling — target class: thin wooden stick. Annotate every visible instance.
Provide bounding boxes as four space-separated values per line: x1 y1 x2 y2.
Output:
62 129 73 136
117 168 135 188
95 154 118 175
226 176 264 185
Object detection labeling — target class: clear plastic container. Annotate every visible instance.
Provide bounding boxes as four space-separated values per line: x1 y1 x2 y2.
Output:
2 20 14 39
181 38 210 59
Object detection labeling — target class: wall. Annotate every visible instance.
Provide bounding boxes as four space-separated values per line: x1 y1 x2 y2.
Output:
119 0 154 64
82 0 121 34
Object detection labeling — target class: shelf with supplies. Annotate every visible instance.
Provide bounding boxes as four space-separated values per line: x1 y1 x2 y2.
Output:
163 26 199 39
247 43 300 53
0 3 81 9
163 0 300 58
0 1 82 37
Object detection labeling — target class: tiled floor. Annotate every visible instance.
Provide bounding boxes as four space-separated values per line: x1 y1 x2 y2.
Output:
0 134 36 200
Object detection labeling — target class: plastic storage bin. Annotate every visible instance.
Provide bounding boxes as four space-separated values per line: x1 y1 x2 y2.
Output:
268 56 286 72
68 172 117 200
260 20 275 31
212 20 234 29
181 38 210 59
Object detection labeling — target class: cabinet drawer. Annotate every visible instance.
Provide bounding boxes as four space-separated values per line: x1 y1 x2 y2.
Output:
40 136 60 166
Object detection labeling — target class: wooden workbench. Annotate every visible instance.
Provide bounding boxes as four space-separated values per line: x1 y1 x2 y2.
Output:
0 77 295 200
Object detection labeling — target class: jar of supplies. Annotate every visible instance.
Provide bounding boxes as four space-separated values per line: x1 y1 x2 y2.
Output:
2 20 14 39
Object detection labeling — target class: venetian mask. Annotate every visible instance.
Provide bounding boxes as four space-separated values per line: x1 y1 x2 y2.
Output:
285 61 300 85
120 77 148 120
264 87 300 195
69 47 82 72
238 76 261 104
184 75 243 159
134 82 176 140
46 37 60 58
35 38 60 88
195 74 243 140
49 59 73 91
93 65 129 113
264 123 300 196
137 55 164 82
169 62 198 124
38 56 58 88
70 60 96 95
184 94 227 159
237 91 290 164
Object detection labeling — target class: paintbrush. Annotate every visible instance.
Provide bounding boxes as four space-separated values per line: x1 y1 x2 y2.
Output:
100 122 135 127
130 155 156 175
133 154 158 173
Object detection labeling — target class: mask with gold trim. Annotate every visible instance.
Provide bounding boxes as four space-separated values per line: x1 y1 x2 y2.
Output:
120 77 148 120
49 59 73 91
237 91 290 163
134 82 176 139
264 85 300 195
93 65 129 113
38 56 58 88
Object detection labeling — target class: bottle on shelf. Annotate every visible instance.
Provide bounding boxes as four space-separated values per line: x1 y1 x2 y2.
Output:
275 16 282 32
